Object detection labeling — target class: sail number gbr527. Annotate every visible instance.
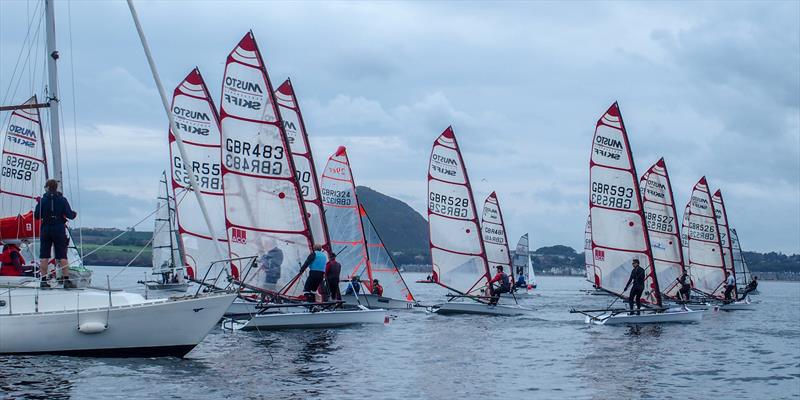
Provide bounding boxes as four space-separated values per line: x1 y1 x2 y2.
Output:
225 138 284 176
429 192 470 218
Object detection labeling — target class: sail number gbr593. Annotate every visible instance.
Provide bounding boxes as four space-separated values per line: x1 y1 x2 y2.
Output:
225 138 284 175
591 182 634 209
429 192 470 218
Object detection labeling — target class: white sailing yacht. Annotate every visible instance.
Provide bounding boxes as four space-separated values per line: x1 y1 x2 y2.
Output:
574 103 701 324
321 146 416 309
0 0 236 356
427 127 528 316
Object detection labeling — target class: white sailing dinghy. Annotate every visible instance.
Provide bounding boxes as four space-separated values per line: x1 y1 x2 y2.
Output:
321 146 416 309
427 127 528 316
639 158 687 301
711 190 754 310
218 33 384 329
0 0 236 356
481 191 524 305
143 172 189 292
731 228 756 295
512 233 537 296
574 103 702 325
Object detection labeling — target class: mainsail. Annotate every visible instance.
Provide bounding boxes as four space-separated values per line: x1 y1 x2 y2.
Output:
319 146 414 300
1 95 47 218
584 215 596 285
512 233 532 286
711 189 736 292
153 172 183 278
730 228 751 288
588 103 660 305
167 68 228 282
427 126 490 295
274 79 330 251
220 32 314 297
640 158 685 298
481 192 512 277
683 177 726 299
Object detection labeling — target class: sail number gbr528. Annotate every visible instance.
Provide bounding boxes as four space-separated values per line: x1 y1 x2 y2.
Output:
591 182 634 209
225 138 284 175
2 155 39 181
429 192 469 218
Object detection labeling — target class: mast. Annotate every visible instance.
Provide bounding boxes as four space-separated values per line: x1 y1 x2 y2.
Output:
44 0 63 184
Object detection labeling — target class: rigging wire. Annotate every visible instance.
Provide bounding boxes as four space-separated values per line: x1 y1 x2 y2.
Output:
1 3 45 132
65 0 84 258
0 0 42 107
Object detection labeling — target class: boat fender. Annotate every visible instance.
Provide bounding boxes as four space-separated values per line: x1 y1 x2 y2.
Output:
78 322 107 334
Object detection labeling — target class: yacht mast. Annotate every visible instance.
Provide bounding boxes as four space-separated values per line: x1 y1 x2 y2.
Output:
45 0 63 184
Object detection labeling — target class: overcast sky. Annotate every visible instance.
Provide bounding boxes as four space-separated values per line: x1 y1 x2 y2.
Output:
1 1 798 254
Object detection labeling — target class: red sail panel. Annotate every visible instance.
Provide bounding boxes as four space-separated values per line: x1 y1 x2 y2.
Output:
427 126 490 295
683 177 726 299
1 95 47 218
481 191 512 275
219 32 313 297
0 212 40 242
640 158 686 299
167 68 228 281
588 103 660 306
712 189 736 294
274 79 331 251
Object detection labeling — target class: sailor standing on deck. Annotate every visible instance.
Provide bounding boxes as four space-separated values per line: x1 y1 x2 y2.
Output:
623 259 646 315
34 179 77 288
324 252 342 303
723 271 736 302
677 271 692 302
301 244 327 303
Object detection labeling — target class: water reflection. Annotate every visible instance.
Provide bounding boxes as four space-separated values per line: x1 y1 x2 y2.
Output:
0 356 75 399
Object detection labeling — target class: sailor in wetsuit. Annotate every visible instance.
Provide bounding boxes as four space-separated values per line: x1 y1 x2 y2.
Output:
723 271 736 303
738 276 758 300
488 265 511 305
623 259 646 315
677 271 692 301
301 245 327 303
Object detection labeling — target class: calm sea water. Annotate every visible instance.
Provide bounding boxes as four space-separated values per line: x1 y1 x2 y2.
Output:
2 267 799 399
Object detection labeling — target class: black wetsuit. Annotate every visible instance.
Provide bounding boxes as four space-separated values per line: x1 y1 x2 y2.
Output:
677 273 691 301
33 191 76 260
738 280 758 300
325 260 342 301
624 266 646 314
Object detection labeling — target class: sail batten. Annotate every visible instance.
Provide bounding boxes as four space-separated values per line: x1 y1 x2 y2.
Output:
220 32 313 297
427 127 490 295
588 103 660 306
640 158 685 299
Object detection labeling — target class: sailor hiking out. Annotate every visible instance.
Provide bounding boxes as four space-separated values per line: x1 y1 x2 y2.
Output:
488 265 510 305
738 276 758 300
33 179 77 288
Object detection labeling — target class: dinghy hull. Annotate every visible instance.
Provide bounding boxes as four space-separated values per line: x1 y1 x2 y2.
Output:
0 288 235 357
433 302 530 316
587 308 704 325
342 294 414 310
238 308 387 330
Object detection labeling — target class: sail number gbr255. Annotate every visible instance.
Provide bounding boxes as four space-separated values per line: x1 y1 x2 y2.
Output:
591 182 634 209
225 139 284 175
429 192 469 218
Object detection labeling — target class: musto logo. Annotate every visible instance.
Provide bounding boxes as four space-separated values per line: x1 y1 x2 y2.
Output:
172 106 211 136
593 135 623 160
232 227 247 244
224 77 263 110
431 153 457 177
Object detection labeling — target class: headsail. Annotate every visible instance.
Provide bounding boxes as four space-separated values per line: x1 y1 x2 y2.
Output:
274 79 330 251
711 189 735 289
588 103 660 305
167 68 228 283
640 158 685 298
220 32 313 297
730 228 751 288
427 126 489 295
683 177 726 299
1 95 47 218
361 204 415 301
481 192 512 277
153 172 183 279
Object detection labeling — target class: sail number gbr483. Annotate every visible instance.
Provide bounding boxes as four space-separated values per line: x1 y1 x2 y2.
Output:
225 138 284 176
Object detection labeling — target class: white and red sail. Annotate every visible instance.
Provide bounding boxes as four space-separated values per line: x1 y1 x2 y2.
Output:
712 189 736 295
427 126 490 295
361 204 415 301
588 103 660 306
640 158 685 298
167 68 228 281
219 32 314 297
512 233 531 285
481 191 512 276
683 177 726 299
584 215 596 285
274 79 330 252
1 95 47 227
